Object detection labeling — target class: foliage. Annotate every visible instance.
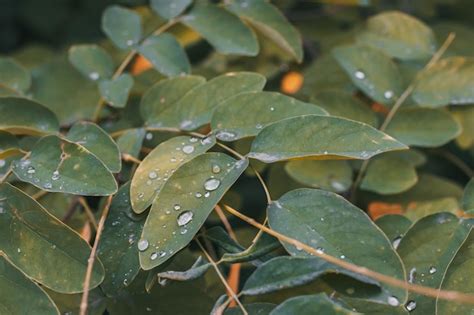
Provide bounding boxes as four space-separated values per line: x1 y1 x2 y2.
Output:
1 0 474 314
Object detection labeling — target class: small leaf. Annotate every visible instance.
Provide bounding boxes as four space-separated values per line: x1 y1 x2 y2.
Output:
270 294 355 315
285 160 353 193
268 188 407 302
0 183 104 293
156 256 210 282
248 115 407 163
150 0 192 19
182 4 259 56
116 128 146 158
67 121 121 173
130 135 216 214
12 135 117 196
463 178 474 211
0 255 59 315
140 75 206 126
333 44 403 105
357 11 436 61
375 215 412 244
211 91 327 141
241 256 377 296
138 34 191 76
385 108 461 147
0 97 59 135
225 0 303 62
102 5 142 49
68 44 115 81
99 74 134 108
139 153 248 270
412 57 474 107
155 72 266 131
0 57 31 93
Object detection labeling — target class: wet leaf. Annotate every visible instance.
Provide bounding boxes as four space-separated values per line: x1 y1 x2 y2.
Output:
99 73 134 108
150 0 192 19
102 5 142 49
12 135 117 196
0 183 104 293
68 44 114 81
0 57 31 93
130 135 216 213
270 294 355 315
248 115 407 163
139 153 248 270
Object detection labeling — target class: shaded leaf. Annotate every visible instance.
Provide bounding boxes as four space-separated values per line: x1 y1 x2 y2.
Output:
0 57 31 93
131 135 216 213
203 226 244 254
463 178 474 210
116 128 145 158
403 197 459 222
0 130 19 153
248 115 407 163
0 183 104 293
139 153 248 269
375 215 412 244
182 4 259 56
44 288 106 315
270 294 355 315
12 135 117 196
221 233 280 265
68 44 114 81
150 0 192 19
102 5 142 49
99 73 134 108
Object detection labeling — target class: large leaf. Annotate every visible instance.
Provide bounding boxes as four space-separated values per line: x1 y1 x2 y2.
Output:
211 91 327 141
436 229 474 315
0 97 59 135
463 178 474 210
150 0 192 19
67 121 121 173
102 5 142 49
397 213 472 314
270 294 355 315
268 188 407 302
99 73 134 108
0 183 104 293
138 34 190 76
139 153 248 270
153 72 266 130
412 57 474 107
0 255 59 315
97 183 145 296
68 44 114 81
0 57 31 93
12 135 117 196
182 4 259 56
357 11 436 61
225 0 303 62
130 135 216 213
248 115 407 163
333 44 403 105
385 108 461 147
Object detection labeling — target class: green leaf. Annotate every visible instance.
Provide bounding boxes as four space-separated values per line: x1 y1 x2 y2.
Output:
403 197 459 222
44 288 106 315
0 97 59 135
0 183 104 293
139 153 248 270
182 4 259 56
12 135 117 196
333 44 403 105
310 90 378 127
361 154 418 195
0 57 31 93
385 108 461 147
130 135 216 213
242 256 376 296
342 296 408 315
397 213 472 314
203 226 245 255
357 11 436 61
225 0 303 62
68 44 115 81
268 188 407 302
463 178 474 210
0 130 19 153
97 183 145 296
150 0 191 19
116 128 145 158
248 115 407 163
436 229 474 315
67 121 121 173
451 106 474 149
270 294 355 315
412 57 474 107
221 233 280 265
375 215 412 244
156 256 210 282
138 34 190 76
99 73 134 108
102 5 142 49
285 160 353 193
140 75 206 127
154 72 266 131
211 91 327 141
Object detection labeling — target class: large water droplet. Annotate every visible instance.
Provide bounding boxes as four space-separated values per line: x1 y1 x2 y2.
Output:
148 171 158 179
177 211 193 226
354 70 365 79
387 296 399 306
150 252 158 260
204 178 221 191
138 239 149 251
182 145 195 154
405 300 416 312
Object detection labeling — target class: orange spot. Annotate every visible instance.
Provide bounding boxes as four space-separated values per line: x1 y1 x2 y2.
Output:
281 71 303 94
80 222 92 242
131 55 153 75
368 202 404 220
371 102 390 114
226 263 241 307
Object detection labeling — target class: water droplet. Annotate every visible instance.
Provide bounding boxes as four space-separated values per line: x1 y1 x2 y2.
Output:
212 165 221 174
52 170 60 181
182 145 195 154
89 72 99 80
316 247 324 254
126 39 134 46
190 137 198 143
27 166 36 174
204 191 210 198
137 239 149 251
204 178 220 191
170 157 177 163
408 267 416 283
148 171 158 179
44 182 52 189
216 131 236 141
340 255 345 259
165 210 171 215
201 137 213 145
270 107 275 111
0 160 5 168
405 300 416 312
177 211 194 226
255 123 263 129
392 236 402 249
180 228 188 235
145 133 153 140
138 192 144 199
387 296 399 306
384 90 394 99
150 252 158 260
354 70 365 79
173 204 181 211
429 266 437 274
195 192 202 198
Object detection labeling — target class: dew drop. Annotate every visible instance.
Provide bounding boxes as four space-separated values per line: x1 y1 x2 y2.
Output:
189 137 198 143
89 72 99 80
392 236 402 249
177 211 194 226
195 192 202 198
126 39 134 46
27 166 36 174
405 300 416 312
429 266 437 274
387 296 399 306
44 182 52 189
204 178 221 191
137 239 149 251
270 107 275 111
145 133 153 140
173 204 181 211
215 131 236 141
182 145 195 154
52 170 60 181
212 165 221 174
408 267 416 283
354 70 365 79
180 228 188 235
384 90 394 99
204 191 210 198
150 252 158 260
316 247 324 254
148 171 158 179
255 123 263 129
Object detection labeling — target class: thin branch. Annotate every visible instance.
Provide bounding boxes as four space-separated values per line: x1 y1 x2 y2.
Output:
250 165 272 204
80 195 113 315
215 142 246 160
78 197 98 230
223 204 474 305
122 153 142 164
31 190 49 200
215 205 238 241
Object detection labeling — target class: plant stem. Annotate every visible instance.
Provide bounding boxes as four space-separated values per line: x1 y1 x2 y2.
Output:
78 197 98 231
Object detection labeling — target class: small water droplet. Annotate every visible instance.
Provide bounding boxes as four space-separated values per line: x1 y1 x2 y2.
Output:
89 72 99 80
145 133 153 140
148 171 158 179
405 300 416 312
0 160 5 168
340 255 345 259
255 123 263 129
189 137 198 143
316 247 324 254
52 170 60 181
354 70 365 79
392 236 402 249
195 192 202 198
270 107 275 111
204 191 210 198
150 252 158 260
201 137 213 145
409 267 417 283
138 239 149 251
212 165 221 174
387 296 399 306
27 166 36 174
182 145 195 154
177 211 194 226
216 131 236 141
173 204 181 211
429 266 437 274
126 39 134 46
44 182 52 189
180 228 188 235
384 90 394 99
170 157 177 163
204 178 221 191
